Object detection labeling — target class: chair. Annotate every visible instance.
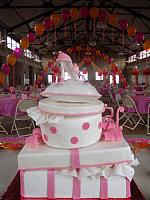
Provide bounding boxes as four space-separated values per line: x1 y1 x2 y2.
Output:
11 98 37 137
147 103 150 135
0 116 8 135
121 95 145 131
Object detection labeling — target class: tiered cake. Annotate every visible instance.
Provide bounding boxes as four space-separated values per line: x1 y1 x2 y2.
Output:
18 52 135 200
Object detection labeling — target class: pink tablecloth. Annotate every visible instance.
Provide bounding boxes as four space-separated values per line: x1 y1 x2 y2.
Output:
132 95 150 114
0 96 19 116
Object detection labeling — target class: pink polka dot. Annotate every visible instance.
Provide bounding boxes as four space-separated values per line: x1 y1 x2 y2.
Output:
98 121 102 129
50 126 57 134
43 134 48 141
82 122 90 130
70 136 79 144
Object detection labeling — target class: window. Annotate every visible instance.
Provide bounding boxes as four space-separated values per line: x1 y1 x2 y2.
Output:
95 72 103 80
80 71 88 81
48 75 53 83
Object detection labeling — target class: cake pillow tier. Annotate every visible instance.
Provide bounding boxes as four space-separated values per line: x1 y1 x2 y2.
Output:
41 79 101 102
28 100 104 149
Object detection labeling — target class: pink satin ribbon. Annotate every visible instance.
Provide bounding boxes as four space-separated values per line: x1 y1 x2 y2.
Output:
20 170 25 197
72 177 80 200
47 170 55 199
70 148 80 169
100 176 108 199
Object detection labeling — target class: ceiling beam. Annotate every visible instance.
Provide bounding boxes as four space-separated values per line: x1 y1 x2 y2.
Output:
7 0 78 32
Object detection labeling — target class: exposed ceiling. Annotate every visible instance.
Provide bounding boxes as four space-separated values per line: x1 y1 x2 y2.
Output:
0 0 149 59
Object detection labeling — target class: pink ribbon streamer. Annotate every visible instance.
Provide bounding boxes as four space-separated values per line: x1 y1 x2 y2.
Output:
72 177 80 200
20 170 25 197
70 148 80 169
126 178 131 198
47 170 55 199
100 176 108 199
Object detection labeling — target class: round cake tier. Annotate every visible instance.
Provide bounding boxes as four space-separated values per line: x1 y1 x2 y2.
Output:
38 98 104 116
41 79 101 102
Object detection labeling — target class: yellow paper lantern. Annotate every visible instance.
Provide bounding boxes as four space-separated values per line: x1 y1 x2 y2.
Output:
6 54 17 66
20 37 29 49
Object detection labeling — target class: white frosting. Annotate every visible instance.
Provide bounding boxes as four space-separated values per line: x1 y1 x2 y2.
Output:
18 139 134 169
38 99 104 115
41 79 101 102
22 169 132 198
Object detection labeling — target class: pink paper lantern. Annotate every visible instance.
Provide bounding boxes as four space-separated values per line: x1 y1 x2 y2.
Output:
43 18 52 30
99 10 107 23
80 7 89 19
61 10 70 22
1 64 10 75
13 47 22 59
27 32 35 43
119 19 128 32
135 32 144 44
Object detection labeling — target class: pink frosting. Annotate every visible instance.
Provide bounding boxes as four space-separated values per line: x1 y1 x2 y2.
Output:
56 52 72 62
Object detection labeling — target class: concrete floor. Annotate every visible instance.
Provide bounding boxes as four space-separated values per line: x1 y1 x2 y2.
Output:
0 135 150 200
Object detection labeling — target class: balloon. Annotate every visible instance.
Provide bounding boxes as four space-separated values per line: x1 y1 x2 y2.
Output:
61 10 70 22
127 25 136 37
34 23 45 36
50 14 60 26
6 54 16 66
135 32 144 44
1 64 10 75
27 32 35 43
119 19 128 31
20 37 29 49
43 18 52 30
111 66 118 74
70 8 79 20
103 67 108 77
0 72 5 84
80 7 89 19
111 63 117 68
143 40 150 50
99 10 107 23
108 14 118 26
13 47 22 58
90 7 99 19
37 75 43 81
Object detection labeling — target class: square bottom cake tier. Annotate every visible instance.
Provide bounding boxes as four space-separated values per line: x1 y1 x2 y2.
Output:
18 139 135 199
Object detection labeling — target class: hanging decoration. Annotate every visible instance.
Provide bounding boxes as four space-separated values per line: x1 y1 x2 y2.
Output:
135 32 144 44
43 17 52 31
119 19 128 48
80 7 89 36
13 47 22 59
0 72 5 85
61 10 70 37
99 10 107 40
70 8 79 39
127 25 136 37
90 7 99 36
6 54 16 66
34 23 45 36
143 40 150 51
108 13 118 44
50 13 60 43
1 64 10 75
27 32 35 43
20 37 29 50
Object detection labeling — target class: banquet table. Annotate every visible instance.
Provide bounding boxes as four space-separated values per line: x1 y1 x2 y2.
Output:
132 95 150 114
0 96 19 117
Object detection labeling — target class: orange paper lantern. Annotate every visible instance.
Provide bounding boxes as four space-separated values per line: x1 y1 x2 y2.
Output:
0 72 5 84
67 48 73 54
6 54 16 66
44 66 48 73
90 7 99 19
20 37 29 50
70 8 79 20
37 75 43 81
76 46 82 51
95 49 100 56
34 23 45 36
50 14 60 27
143 40 150 51
108 14 118 26
127 25 136 37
